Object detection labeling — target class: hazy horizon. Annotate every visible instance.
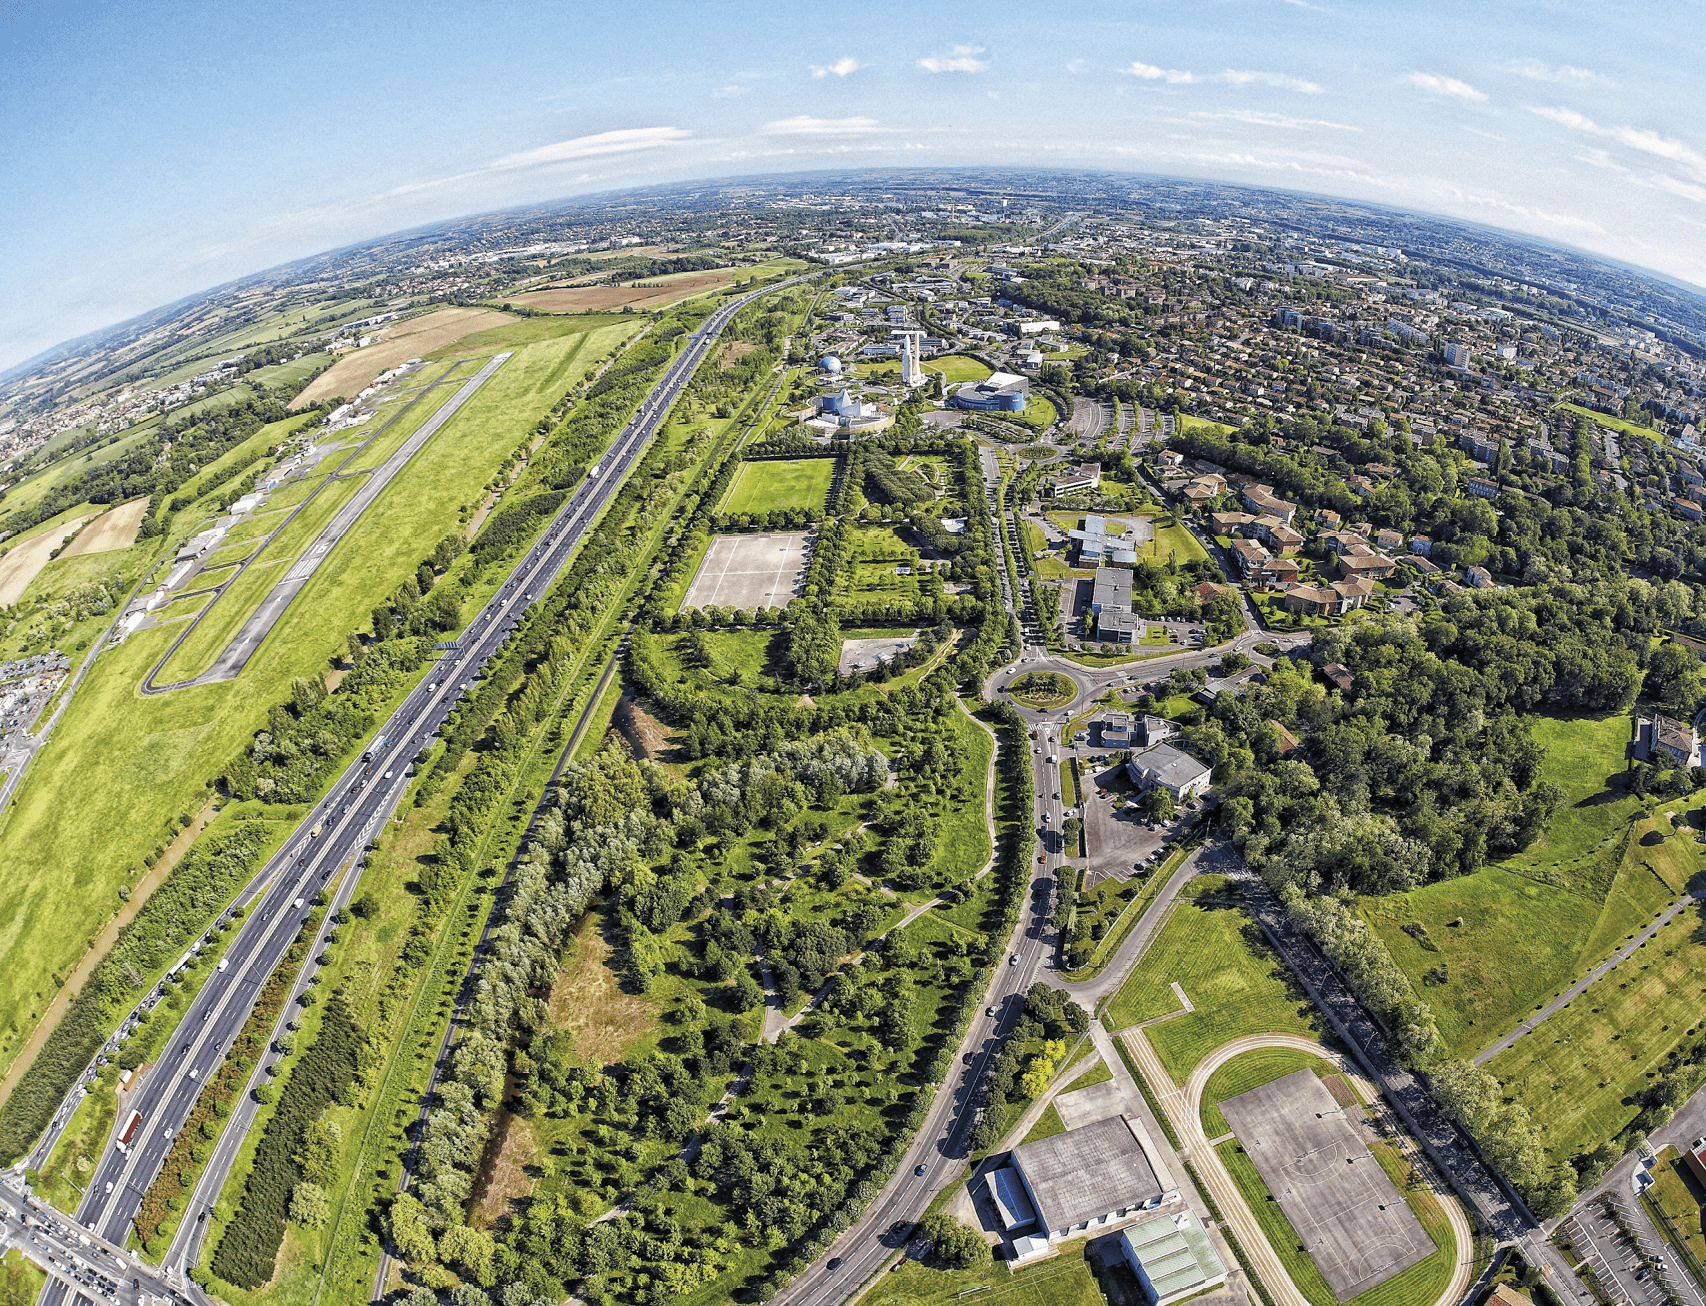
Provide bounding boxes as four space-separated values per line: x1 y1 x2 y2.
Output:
4 0 1704 372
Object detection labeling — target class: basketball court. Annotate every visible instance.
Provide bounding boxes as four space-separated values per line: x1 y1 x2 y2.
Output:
683 531 813 611
1220 1070 1434 1301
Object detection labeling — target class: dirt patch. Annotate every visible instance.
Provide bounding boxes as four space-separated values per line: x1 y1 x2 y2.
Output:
468 1107 537 1231
0 516 90 606
60 498 148 558
1322 1072 1357 1108
291 306 516 408
0 794 217 1114
612 689 669 760
508 271 736 314
720 340 758 369
545 912 655 1065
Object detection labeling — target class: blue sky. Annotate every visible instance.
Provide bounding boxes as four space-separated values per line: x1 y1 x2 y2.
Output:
3 0 1704 372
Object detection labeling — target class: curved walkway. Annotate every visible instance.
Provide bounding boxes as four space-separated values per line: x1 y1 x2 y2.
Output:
1132 1030 1475 1306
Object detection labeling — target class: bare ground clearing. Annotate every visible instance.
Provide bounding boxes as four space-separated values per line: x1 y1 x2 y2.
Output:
291 306 515 407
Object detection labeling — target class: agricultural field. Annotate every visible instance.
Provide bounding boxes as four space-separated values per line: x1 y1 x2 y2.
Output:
720 457 838 515
0 540 151 662
292 306 517 407
0 503 98 606
1361 713 1693 1056
1106 901 1320 1083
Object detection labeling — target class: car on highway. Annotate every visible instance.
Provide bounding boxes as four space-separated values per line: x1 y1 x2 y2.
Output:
1009 955 1019 966
915 1163 928 1176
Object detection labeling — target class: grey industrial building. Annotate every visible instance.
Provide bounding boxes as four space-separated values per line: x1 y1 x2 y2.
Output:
996 1114 1182 1261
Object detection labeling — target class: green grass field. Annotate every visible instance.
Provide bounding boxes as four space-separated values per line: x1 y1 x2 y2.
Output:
1218 1136 1456 1306
0 1246 45 1306
1557 402 1655 441
0 319 637 1090
1486 910 1706 1160
1647 1147 1706 1270
720 458 838 515
926 356 993 385
1106 903 1320 1083
933 708 993 880
1360 713 1694 1057
880 1239 1104 1306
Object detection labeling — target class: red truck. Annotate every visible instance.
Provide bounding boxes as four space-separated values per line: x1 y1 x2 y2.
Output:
116 1109 142 1154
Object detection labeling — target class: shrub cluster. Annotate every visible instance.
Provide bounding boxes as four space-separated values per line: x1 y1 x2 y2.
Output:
210 994 363 1288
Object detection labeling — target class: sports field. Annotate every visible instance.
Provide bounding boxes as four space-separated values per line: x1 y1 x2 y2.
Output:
1222 1070 1433 1300
720 458 837 515
682 532 813 611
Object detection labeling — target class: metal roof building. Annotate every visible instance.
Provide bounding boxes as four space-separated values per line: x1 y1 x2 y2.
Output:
1006 1114 1180 1250
1119 1210 1228 1306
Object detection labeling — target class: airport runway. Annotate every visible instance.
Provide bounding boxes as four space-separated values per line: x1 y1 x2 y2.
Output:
141 353 510 694
9 272 813 1306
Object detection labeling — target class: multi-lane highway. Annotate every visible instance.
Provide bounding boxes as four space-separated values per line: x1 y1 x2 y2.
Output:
11 271 813 1304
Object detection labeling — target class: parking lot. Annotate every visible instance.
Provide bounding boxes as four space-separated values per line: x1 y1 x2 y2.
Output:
1559 1194 1700 1306
1076 757 1174 885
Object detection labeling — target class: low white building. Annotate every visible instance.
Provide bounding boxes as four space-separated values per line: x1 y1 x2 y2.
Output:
1125 743 1212 802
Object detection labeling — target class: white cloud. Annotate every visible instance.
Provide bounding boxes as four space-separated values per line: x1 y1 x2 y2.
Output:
1065 58 1087 74
1652 175 1706 203
1402 72 1487 102
1221 68 1323 94
1194 109 1359 131
919 45 986 73
713 85 749 98
1124 64 1321 92
761 115 886 136
1530 106 1706 179
1282 0 1331 9
1123 61 1195 83
1502 58 1609 86
492 127 692 171
809 57 861 78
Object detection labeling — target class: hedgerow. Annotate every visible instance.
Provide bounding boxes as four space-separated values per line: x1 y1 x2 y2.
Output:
210 994 362 1288
0 823 272 1164
133 920 312 1248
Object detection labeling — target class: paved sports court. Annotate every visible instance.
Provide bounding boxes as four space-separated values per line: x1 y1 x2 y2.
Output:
1219 1070 1434 1301
683 531 813 611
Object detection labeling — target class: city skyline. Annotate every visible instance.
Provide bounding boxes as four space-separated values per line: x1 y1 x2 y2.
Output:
3 0 1703 372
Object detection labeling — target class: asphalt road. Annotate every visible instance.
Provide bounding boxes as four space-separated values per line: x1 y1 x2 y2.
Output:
9 273 816 1304
0 1181 172 1305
